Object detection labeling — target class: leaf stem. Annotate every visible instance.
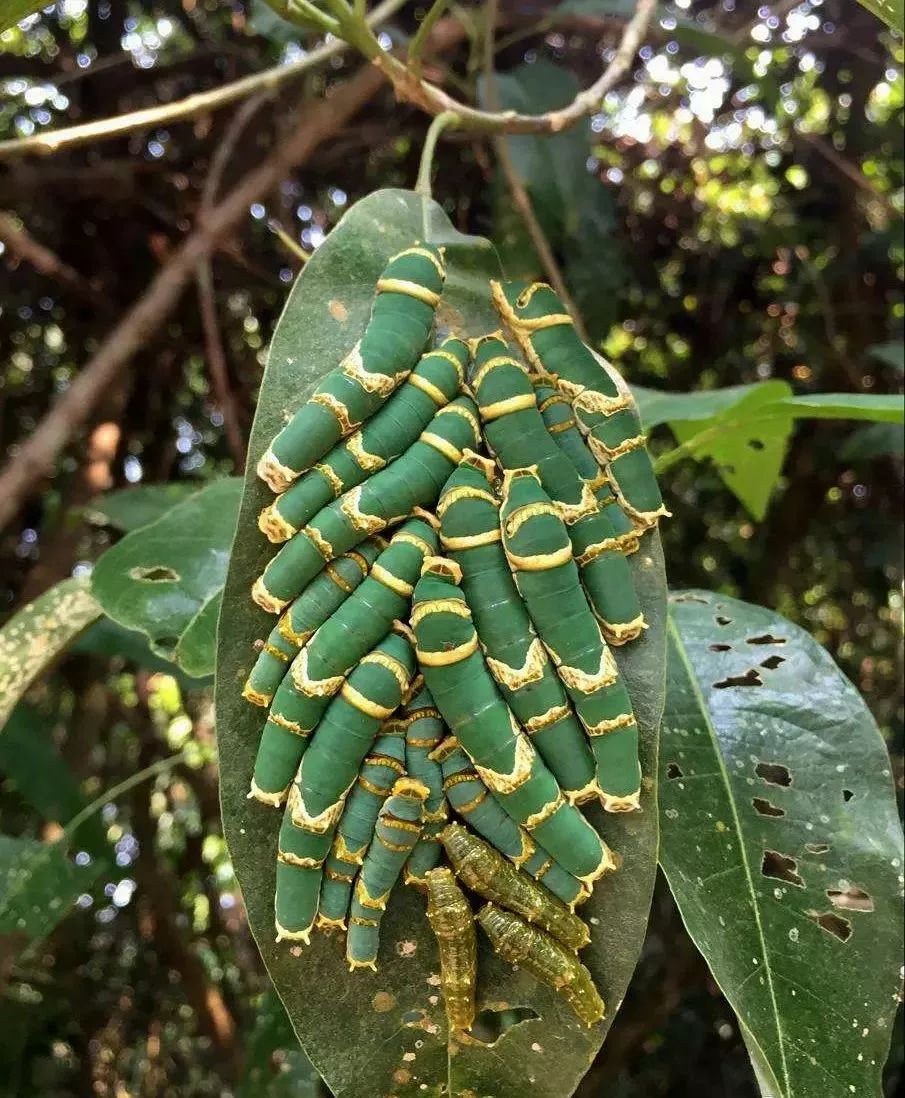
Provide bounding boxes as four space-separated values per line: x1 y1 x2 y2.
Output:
415 110 462 198
408 0 452 73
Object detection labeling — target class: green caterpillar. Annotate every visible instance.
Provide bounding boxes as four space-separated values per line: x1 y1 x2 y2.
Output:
431 736 588 909
436 453 596 801
274 631 416 944
534 384 639 556
476 904 605 1027
258 244 446 493
317 722 407 931
259 338 468 544
499 468 641 813
491 280 668 532
442 822 590 952
411 555 616 887
242 540 383 708
398 680 448 887
249 520 435 806
347 776 428 971
426 866 476 1034
253 396 479 613
469 335 644 645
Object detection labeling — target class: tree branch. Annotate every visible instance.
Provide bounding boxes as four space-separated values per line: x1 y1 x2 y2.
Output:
0 211 107 307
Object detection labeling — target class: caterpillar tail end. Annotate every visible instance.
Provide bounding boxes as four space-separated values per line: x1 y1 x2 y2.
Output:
315 914 347 932
347 956 378 973
601 791 642 814
598 614 647 647
275 919 313 945
565 777 601 807
257 449 299 494
247 778 290 808
251 576 289 614
258 503 297 544
242 683 273 707
621 501 672 534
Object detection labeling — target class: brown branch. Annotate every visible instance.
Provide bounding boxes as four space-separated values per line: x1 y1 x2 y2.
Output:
795 130 900 221
0 211 107 307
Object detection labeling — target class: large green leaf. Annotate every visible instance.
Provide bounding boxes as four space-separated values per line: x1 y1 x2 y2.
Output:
0 577 103 733
857 0 904 32
91 478 242 678
0 835 100 945
215 188 667 1098
660 590 904 1098
88 482 206 533
0 1 47 34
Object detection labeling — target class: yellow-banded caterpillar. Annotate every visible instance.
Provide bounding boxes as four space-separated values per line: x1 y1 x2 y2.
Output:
477 904 605 1027
442 823 590 951
399 680 448 886
425 867 477 1034
258 244 446 493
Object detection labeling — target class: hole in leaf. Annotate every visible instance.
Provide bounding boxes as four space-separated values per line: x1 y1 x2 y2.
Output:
666 762 684 779
752 797 785 818
747 634 787 646
827 886 874 913
761 850 804 888
756 762 792 787
670 593 708 604
469 1006 538 1046
807 910 852 942
715 615 733 626
129 565 179 582
709 643 732 652
805 843 830 855
842 789 854 803
713 669 763 689
402 1009 426 1026
747 438 766 451
760 655 786 670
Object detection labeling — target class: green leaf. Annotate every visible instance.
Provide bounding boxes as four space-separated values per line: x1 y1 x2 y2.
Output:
0 1 47 34
88 482 206 533
239 990 327 1098
91 478 242 678
867 341 904 372
841 422 904 460
776 393 904 422
216 188 668 1097
72 617 212 687
0 706 87 825
660 590 904 1098
0 577 103 733
857 0 904 33
633 382 792 431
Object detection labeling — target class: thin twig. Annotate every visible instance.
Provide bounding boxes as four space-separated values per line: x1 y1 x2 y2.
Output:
0 212 107 307
415 110 462 197
408 0 452 73
795 130 900 221
267 218 312 265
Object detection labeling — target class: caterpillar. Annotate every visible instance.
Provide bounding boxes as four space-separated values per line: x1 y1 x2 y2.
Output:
347 776 428 971
258 244 446 493
399 680 448 887
425 866 477 1034
436 453 597 802
274 631 416 944
442 823 589 952
316 722 407 931
410 555 617 887
476 904 605 1027
469 334 644 645
490 280 668 532
499 468 641 813
534 384 639 556
259 338 469 544
248 519 436 806
431 736 588 909
253 395 479 613
242 540 383 708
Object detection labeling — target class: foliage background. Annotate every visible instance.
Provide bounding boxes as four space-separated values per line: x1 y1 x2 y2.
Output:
0 1 902 1095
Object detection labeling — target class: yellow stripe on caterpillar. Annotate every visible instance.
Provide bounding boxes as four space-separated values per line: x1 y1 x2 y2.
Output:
359 649 412 693
302 524 335 561
376 277 441 307
439 529 503 551
420 431 463 464
480 393 538 422
370 563 414 597
410 596 472 627
310 390 359 435
408 373 449 405
415 634 479 667
340 682 397 720
345 431 387 472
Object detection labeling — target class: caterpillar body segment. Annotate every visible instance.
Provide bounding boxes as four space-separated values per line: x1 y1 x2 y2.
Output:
442 823 590 951
249 520 435 805
317 724 407 930
260 338 469 544
476 904 605 1027
499 469 641 813
490 279 667 532
258 245 446 492
274 631 416 941
534 384 640 556
469 336 644 645
426 867 477 1033
399 682 448 886
253 396 479 611
411 557 615 886
437 456 596 802
431 737 588 908
347 777 428 971
243 541 382 708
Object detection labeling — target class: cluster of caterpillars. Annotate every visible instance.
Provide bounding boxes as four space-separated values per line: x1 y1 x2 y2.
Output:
242 242 667 1028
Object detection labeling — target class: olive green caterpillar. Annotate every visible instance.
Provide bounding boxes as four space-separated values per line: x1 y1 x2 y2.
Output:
242 540 382 708
274 631 416 944
431 736 587 909
249 519 436 806
436 453 596 801
476 904 605 1027
258 244 446 493
425 866 477 1034
411 555 617 887
499 468 641 813
347 776 428 971
469 335 644 645
316 722 407 931
253 396 479 613
398 680 448 886
491 280 668 532
259 338 468 544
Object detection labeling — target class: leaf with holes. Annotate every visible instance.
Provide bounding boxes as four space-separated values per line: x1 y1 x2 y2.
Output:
0 577 102 733
91 478 242 677
216 188 668 1097
88 482 206 533
660 590 904 1098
